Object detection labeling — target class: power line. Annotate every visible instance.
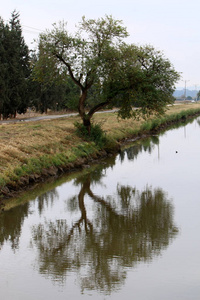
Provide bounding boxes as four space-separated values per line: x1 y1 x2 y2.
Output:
23 29 41 35
22 24 44 33
5 19 44 34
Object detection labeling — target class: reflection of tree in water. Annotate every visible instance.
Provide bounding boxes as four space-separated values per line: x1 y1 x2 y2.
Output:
120 135 159 162
37 188 59 215
32 166 178 294
0 203 29 250
0 187 59 251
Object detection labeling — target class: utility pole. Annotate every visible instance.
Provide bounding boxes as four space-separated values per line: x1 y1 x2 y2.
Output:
194 84 198 101
183 80 190 100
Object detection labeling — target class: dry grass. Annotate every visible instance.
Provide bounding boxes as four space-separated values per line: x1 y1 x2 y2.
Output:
0 102 200 188
0 116 80 174
95 103 200 138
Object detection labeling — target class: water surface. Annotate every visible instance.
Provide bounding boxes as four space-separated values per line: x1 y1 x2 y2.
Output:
0 118 200 299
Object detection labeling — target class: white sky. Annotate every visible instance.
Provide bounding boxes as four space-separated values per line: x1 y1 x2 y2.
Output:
1 0 200 89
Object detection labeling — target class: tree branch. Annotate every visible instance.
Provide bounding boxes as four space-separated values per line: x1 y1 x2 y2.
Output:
88 100 110 118
54 52 83 90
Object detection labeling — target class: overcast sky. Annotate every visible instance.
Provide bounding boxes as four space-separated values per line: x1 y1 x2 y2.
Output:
2 0 200 89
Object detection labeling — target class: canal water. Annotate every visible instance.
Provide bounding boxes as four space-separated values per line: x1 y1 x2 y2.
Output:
0 117 200 300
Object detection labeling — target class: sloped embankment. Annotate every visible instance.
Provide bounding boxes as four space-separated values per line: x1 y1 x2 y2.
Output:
1 105 200 199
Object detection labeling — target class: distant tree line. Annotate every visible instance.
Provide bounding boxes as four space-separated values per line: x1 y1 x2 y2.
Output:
0 12 180 124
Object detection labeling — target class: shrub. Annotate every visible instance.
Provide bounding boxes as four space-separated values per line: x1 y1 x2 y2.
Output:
74 122 107 148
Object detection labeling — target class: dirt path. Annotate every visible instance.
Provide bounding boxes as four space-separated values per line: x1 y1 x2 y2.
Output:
0 112 78 125
0 109 118 125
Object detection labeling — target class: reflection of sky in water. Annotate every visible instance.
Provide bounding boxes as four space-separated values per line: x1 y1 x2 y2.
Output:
95 119 200 201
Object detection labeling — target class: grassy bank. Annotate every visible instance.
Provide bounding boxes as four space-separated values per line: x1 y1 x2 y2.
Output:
1 103 200 198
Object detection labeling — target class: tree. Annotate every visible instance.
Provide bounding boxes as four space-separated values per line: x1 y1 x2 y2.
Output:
0 11 30 119
186 96 192 100
0 17 10 119
36 15 180 133
31 48 79 113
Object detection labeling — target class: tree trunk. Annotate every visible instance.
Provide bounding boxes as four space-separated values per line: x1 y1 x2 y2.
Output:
83 115 91 135
78 89 87 118
78 89 92 134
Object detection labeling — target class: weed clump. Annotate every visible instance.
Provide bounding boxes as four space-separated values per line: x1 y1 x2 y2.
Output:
74 122 108 148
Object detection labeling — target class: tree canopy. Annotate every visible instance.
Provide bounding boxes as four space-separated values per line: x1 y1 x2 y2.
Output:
34 15 180 132
0 11 30 119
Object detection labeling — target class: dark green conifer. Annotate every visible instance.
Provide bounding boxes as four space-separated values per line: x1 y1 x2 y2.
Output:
0 11 30 119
